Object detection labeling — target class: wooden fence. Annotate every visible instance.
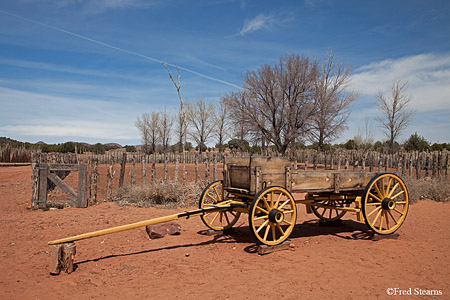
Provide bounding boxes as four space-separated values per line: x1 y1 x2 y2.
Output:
30 149 450 209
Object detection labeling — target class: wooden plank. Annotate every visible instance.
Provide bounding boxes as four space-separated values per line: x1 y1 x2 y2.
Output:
49 244 62 275
258 240 290 255
47 164 79 171
291 171 375 192
38 163 48 209
77 164 88 208
47 172 77 202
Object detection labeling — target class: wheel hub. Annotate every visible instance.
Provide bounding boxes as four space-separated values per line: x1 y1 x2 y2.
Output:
381 198 395 210
268 209 284 223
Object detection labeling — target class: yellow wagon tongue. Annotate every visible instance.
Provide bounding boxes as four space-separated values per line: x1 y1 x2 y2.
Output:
48 202 241 245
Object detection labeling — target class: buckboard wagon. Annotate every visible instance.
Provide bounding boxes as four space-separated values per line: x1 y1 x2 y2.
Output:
49 156 409 248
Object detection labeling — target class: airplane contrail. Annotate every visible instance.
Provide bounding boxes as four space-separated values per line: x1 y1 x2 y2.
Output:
0 9 241 89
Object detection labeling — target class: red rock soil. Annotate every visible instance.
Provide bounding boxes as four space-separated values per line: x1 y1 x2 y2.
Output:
0 166 449 299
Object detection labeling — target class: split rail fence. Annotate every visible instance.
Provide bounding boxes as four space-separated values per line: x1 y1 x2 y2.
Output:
29 149 450 209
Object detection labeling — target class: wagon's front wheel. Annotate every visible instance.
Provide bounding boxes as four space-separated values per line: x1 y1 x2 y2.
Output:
199 181 241 231
249 186 297 245
362 173 409 234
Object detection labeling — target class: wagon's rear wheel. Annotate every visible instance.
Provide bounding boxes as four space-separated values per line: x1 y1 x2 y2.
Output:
311 199 349 221
249 186 297 245
362 173 409 234
199 180 241 231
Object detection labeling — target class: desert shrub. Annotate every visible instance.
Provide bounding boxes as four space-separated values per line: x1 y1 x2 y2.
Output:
405 178 450 203
112 181 206 208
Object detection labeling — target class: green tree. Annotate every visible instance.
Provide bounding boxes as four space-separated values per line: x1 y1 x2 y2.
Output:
403 133 430 152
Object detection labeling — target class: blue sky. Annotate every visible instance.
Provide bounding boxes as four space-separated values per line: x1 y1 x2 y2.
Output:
0 0 449 146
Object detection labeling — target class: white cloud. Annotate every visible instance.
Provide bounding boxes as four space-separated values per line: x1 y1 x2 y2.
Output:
351 53 450 113
240 14 274 35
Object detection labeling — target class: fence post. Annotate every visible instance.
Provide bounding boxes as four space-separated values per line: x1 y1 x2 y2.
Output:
106 159 114 200
119 152 127 188
77 164 88 208
195 154 199 183
131 154 136 185
213 154 218 181
90 159 98 205
205 156 210 183
142 156 146 185
37 163 48 209
174 154 179 183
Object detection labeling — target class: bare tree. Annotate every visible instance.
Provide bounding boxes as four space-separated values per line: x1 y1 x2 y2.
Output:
147 111 160 154
162 62 187 154
159 108 173 153
186 99 215 153
226 54 317 154
376 80 415 154
214 98 230 152
308 50 358 150
174 107 186 152
135 113 151 154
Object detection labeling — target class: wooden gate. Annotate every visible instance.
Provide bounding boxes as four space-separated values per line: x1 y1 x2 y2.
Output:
33 163 88 209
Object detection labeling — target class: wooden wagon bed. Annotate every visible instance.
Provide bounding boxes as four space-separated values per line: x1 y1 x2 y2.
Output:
223 156 376 195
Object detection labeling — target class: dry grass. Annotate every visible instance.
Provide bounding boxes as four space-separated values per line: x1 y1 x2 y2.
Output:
112 180 207 208
405 178 450 203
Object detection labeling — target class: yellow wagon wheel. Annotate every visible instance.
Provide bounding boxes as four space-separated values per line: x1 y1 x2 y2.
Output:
248 186 297 245
311 199 349 221
362 173 409 234
199 181 241 231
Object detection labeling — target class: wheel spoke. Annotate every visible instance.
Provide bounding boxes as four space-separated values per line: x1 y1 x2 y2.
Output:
254 215 268 221
328 208 332 219
280 209 294 214
255 205 269 215
380 177 385 197
367 206 382 217
369 192 382 202
387 182 400 198
321 208 327 217
388 210 399 225
366 202 381 206
256 219 269 233
372 208 383 226
394 201 407 205
385 178 392 196
394 208 405 216
207 193 218 203
391 190 405 200
282 219 293 226
270 191 274 209
385 210 390 230
275 193 283 207
379 212 384 231
262 197 270 211
210 212 220 224
374 182 383 199
213 186 221 201
263 222 271 240
276 223 285 236
278 199 291 210
224 212 231 225
271 224 276 241
219 212 223 226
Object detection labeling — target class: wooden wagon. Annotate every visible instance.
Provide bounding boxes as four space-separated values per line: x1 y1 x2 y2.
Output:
49 156 409 248
198 156 409 245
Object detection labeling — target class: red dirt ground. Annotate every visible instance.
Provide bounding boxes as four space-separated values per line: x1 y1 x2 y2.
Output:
0 166 449 299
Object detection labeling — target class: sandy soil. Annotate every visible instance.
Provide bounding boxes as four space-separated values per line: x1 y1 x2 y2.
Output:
0 166 449 299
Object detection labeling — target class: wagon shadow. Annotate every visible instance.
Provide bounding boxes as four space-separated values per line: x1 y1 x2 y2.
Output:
289 219 373 241
76 220 372 266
